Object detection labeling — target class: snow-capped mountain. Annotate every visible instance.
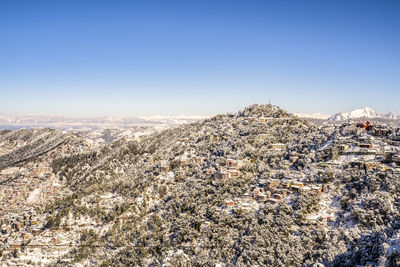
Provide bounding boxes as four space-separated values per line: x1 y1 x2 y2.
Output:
328 107 379 121
328 107 400 121
296 107 400 121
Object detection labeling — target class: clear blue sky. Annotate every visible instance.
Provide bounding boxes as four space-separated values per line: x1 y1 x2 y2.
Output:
1 0 399 116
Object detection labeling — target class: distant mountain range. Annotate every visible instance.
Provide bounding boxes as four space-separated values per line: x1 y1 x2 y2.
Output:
293 113 331 120
0 114 208 130
2 108 399 130
296 107 400 121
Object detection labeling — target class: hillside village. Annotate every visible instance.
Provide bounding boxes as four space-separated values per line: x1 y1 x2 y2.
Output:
0 105 400 266
0 129 99 264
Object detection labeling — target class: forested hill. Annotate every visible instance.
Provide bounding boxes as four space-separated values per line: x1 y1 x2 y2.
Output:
29 105 400 266
0 128 88 172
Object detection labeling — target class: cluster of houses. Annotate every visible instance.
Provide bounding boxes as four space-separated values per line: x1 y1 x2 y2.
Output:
0 140 27 156
148 151 207 179
213 159 243 180
212 119 400 224
222 170 324 214
0 160 72 254
326 121 400 170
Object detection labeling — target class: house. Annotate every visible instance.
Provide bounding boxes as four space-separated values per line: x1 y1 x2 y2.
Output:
225 199 235 208
23 232 33 240
226 159 240 169
256 134 268 142
378 164 387 171
256 193 268 202
357 121 373 130
311 186 322 194
359 143 372 149
374 128 389 136
178 157 190 166
159 160 170 173
365 162 379 171
145 156 154 164
192 156 204 166
243 193 252 200
300 186 312 194
271 143 285 150
326 215 334 223
305 216 322 225
280 179 291 188
205 168 214 175
383 152 400 163
208 134 220 142
267 179 280 189
10 240 23 250
330 148 339 160
274 189 287 197
13 222 22 231
52 237 61 244
291 185 302 192
214 169 228 180
291 181 304 187
175 169 185 180
228 169 240 178
252 187 263 197
237 203 252 213
258 117 271 123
